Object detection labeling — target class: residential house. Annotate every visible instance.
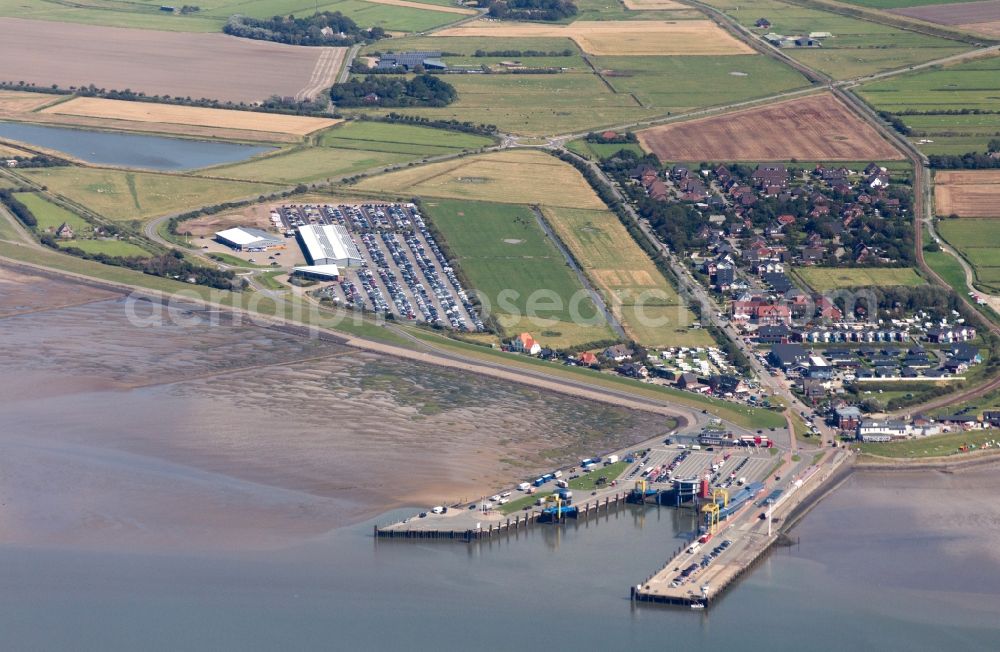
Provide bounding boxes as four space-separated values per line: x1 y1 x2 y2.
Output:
510 333 541 355
835 406 862 431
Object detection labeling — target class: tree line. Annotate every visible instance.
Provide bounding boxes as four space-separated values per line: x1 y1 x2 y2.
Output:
485 0 578 21
330 74 457 107
223 12 385 46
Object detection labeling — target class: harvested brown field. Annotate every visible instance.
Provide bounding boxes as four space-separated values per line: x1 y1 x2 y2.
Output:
890 0 1000 25
935 170 1000 217
0 18 346 103
637 94 904 161
960 19 1000 35
366 0 478 13
435 20 753 55
0 90 61 113
41 98 339 136
622 0 688 8
355 149 607 208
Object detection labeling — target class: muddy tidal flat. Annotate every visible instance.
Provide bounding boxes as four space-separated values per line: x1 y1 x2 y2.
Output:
0 266 668 552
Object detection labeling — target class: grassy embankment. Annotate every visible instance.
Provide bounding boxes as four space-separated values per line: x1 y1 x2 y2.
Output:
405 326 787 430
859 429 1000 458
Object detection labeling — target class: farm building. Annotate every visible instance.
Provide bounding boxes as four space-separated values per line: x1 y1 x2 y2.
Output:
215 227 285 252
297 224 363 268
376 52 447 71
292 265 341 281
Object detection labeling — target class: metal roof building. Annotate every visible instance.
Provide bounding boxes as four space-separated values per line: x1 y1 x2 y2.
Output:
215 227 285 251
292 264 341 281
376 51 447 71
297 224 363 268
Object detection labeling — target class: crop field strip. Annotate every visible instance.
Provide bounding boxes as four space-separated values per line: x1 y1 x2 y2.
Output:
40 98 341 136
353 150 608 209
434 20 755 56
540 206 713 347
934 171 1000 217
636 93 905 162
889 0 1000 36
0 18 347 103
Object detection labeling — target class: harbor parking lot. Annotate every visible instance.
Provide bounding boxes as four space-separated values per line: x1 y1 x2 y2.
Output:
280 203 484 332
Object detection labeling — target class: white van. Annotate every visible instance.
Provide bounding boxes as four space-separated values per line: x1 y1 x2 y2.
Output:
431 506 445 514
517 482 530 491
691 444 702 451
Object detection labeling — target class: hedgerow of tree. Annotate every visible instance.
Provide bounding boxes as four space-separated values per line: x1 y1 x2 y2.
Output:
330 75 457 108
486 0 578 21
224 12 385 46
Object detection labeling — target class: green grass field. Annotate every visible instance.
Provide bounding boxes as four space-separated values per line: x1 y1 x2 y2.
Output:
423 198 615 348
17 167 278 223
858 56 1000 155
566 139 645 160
0 0 467 33
702 0 970 79
14 192 91 234
353 71 661 136
795 266 924 289
204 146 415 184
319 121 495 153
925 245 969 290
61 238 150 257
831 0 984 9
592 54 810 110
859 429 1000 458
937 219 1000 292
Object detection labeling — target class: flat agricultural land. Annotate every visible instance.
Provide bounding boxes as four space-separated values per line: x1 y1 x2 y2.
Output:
203 146 416 184
935 171 1000 217
0 90 62 113
355 150 607 208
41 98 340 136
0 0 468 33
795 266 924 290
423 199 615 348
0 18 345 103
319 121 494 154
435 20 754 55
17 167 278 222
701 0 971 79
858 57 1000 155
938 218 1000 291
890 0 1000 36
541 206 712 347
364 0 477 13
839 0 986 7
622 0 688 8
637 94 904 161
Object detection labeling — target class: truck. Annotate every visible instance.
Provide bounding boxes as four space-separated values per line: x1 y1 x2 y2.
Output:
552 470 563 479
517 482 530 491
556 479 569 489
605 454 619 465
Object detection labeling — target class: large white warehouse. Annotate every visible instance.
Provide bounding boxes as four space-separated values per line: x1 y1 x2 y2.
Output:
297 224 363 268
215 227 285 252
